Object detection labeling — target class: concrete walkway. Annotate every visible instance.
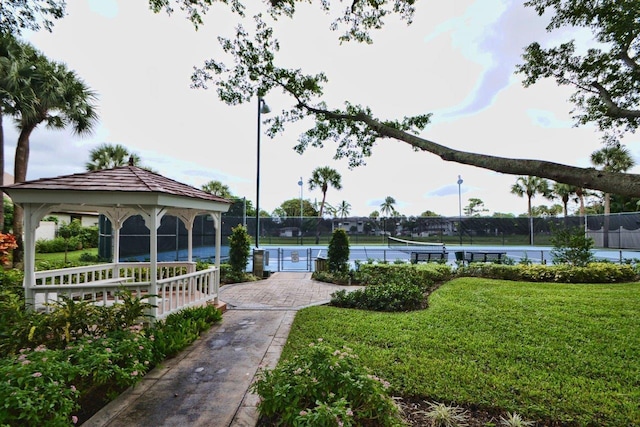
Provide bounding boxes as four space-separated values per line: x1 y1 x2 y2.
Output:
84 272 361 427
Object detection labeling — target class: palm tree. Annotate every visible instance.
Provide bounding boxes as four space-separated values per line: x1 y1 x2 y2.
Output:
10 50 97 262
0 35 41 232
201 180 233 198
590 144 636 247
510 176 551 245
85 143 141 171
551 182 575 218
308 166 342 243
336 200 351 219
590 144 636 215
380 196 396 237
380 196 396 217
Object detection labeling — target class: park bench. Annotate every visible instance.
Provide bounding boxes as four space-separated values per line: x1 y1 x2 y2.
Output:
455 250 507 264
410 251 449 263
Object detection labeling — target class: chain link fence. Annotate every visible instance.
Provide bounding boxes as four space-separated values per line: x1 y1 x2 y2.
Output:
98 212 640 261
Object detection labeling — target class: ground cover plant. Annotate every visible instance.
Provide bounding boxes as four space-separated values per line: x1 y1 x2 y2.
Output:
252 339 404 426
0 266 223 426
279 278 640 426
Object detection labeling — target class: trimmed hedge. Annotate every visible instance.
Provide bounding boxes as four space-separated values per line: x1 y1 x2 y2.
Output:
354 262 453 286
330 263 454 312
457 262 639 283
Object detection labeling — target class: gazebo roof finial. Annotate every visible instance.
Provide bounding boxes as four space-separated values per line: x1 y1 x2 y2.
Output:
128 155 134 166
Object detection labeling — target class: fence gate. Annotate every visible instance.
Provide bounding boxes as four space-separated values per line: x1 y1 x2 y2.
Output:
277 248 313 271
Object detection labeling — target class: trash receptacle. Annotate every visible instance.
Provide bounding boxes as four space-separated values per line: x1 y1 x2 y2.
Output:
253 249 265 278
315 257 328 272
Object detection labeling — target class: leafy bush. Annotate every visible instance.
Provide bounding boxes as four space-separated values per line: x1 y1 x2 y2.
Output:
331 280 426 311
228 224 251 273
78 252 105 263
355 263 452 286
69 328 156 391
147 305 222 360
36 236 82 253
311 269 355 285
0 346 81 426
77 226 99 248
327 229 350 273
219 263 257 284
550 225 595 266
0 292 223 425
0 268 23 295
326 264 453 312
251 339 403 426
0 233 17 266
457 262 639 283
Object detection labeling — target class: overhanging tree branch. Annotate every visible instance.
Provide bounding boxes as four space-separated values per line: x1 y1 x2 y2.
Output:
299 101 640 197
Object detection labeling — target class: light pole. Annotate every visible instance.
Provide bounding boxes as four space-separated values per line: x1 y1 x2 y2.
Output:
457 175 463 245
298 177 303 244
255 96 270 248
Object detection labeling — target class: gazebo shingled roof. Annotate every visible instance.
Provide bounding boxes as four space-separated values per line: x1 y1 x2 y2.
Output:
5 165 231 203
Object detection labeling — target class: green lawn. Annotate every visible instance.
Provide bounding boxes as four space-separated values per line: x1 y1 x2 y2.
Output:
283 278 640 426
35 248 99 264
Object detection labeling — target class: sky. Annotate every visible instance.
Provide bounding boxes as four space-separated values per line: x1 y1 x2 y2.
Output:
6 0 640 218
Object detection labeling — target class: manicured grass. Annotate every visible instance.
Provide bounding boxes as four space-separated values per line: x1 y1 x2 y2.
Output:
283 278 640 426
35 248 99 264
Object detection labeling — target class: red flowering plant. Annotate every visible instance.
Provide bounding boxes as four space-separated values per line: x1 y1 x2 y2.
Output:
0 233 17 266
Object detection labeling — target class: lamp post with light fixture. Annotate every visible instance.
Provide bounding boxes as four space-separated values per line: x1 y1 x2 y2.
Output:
255 96 270 248
298 177 303 244
457 175 463 245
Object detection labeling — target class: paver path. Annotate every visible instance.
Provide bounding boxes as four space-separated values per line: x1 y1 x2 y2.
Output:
85 272 361 427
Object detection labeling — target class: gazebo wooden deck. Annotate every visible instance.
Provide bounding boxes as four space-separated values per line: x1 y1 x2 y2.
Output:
3 164 232 320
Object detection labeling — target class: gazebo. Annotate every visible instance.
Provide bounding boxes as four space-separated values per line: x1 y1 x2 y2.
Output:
3 165 232 319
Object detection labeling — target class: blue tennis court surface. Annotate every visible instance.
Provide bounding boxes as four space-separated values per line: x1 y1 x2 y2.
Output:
128 244 640 271
250 245 640 272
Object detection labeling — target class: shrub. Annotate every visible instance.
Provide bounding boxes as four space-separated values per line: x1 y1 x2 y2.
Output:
328 264 453 312
0 289 34 357
0 301 224 426
0 233 17 266
0 346 80 426
550 225 595 266
457 262 638 283
147 305 222 360
251 340 403 426
228 225 251 273
219 263 257 284
312 269 356 285
69 328 155 392
331 280 427 311
355 263 452 286
36 236 82 253
78 252 103 263
0 268 23 295
327 229 350 273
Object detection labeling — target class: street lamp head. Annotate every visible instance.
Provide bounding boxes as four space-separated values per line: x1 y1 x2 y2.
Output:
259 99 271 114
457 175 463 185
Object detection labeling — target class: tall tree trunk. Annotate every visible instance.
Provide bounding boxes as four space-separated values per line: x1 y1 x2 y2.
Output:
315 192 327 244
603 192 610 248
11 124 33 265
527 195 533 245
576 188 586 228
0 112 4 233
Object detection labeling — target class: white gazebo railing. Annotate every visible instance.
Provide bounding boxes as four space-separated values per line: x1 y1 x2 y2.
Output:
31 262 219 320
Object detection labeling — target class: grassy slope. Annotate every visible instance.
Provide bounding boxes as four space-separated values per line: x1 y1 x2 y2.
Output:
283 278 640 426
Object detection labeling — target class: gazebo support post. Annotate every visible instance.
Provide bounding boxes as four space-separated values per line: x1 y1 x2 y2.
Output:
212 212 222 305
21 203 51 309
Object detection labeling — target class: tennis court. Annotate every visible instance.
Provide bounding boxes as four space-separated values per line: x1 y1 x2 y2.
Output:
249 238 640 272
129 236 640 272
